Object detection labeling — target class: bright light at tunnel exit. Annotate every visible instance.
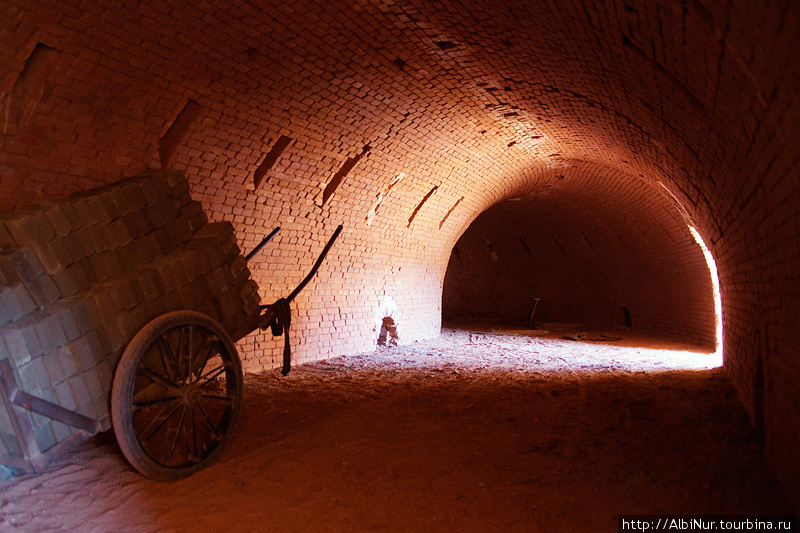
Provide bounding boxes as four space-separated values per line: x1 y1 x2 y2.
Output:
688 226 724 368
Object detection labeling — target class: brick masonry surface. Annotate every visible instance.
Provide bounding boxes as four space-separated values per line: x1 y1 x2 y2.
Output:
0 0 798 508
0 169 259 457
443 164 717 348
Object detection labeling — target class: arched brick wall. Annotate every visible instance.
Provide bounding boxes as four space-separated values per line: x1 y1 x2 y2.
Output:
443 164 717 348
1 0 798 506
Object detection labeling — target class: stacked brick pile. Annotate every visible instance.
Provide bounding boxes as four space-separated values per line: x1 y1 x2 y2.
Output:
0 169 259 462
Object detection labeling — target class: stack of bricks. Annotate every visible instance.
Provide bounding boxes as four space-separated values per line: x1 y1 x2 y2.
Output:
0 169 259 462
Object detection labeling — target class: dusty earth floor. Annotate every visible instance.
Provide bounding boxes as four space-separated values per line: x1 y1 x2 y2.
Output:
0 324 793 532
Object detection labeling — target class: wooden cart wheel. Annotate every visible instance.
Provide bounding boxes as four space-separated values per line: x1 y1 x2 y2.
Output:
111 310 243 481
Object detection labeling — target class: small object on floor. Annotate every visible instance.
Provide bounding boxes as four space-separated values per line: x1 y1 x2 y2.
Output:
377 317 399 346
539 322 587 330
584 333 624 342
562 332 623 342
527 298 541 326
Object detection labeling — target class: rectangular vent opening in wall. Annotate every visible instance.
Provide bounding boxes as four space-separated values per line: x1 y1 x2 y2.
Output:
322 145 370 206
253 135 293 191
439 196 464 229
158 100 204 168
365 173 405 226
408 185 438 228
5 43 62 136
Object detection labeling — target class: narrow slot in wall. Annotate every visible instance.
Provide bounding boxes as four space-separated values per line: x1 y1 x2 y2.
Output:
322 145 370 206
4 43 62 136
365 173 404 226
439 196 464 229
253 135 293 191
408 185 439 228
551 234 565 254
518 235 531 253
158 100 205 168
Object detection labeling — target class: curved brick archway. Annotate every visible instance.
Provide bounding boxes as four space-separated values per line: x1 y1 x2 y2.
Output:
443 163 718 348
1 0 798 506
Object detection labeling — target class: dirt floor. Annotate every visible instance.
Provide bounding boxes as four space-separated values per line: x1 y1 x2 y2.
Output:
0 324 793 532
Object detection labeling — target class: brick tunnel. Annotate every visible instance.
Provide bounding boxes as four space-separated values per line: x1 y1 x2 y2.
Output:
1 0 799 528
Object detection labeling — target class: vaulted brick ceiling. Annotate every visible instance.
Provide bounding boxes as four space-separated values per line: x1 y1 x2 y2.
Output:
1 0 798 506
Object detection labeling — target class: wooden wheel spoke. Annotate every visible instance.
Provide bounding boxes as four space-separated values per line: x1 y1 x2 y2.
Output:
197 364 228 386
155 337 173 382
133 381 179 406
134 396 173 420
133 396 180 408
192 338 218 383
200 393 234 402
176 326 187 382
187 326 195 385
159 410 175 463
156 336 179 382
138 367 179 390
165 406 188 464
140 402 182 444
194 402 222 440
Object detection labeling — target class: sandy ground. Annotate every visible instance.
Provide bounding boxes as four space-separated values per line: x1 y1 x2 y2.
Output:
0 325 793 532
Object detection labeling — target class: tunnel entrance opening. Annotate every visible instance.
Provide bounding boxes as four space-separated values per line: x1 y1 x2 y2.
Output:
619 306 632 328
688 226 724 366
441 178 723 369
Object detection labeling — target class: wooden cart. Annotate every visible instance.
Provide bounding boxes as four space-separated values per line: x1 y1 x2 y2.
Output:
107 225 342 481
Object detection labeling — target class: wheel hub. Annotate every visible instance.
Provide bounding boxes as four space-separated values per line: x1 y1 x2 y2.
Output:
181 384 202 406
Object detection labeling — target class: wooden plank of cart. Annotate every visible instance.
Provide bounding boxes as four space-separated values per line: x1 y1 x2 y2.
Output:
106 225 343 480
